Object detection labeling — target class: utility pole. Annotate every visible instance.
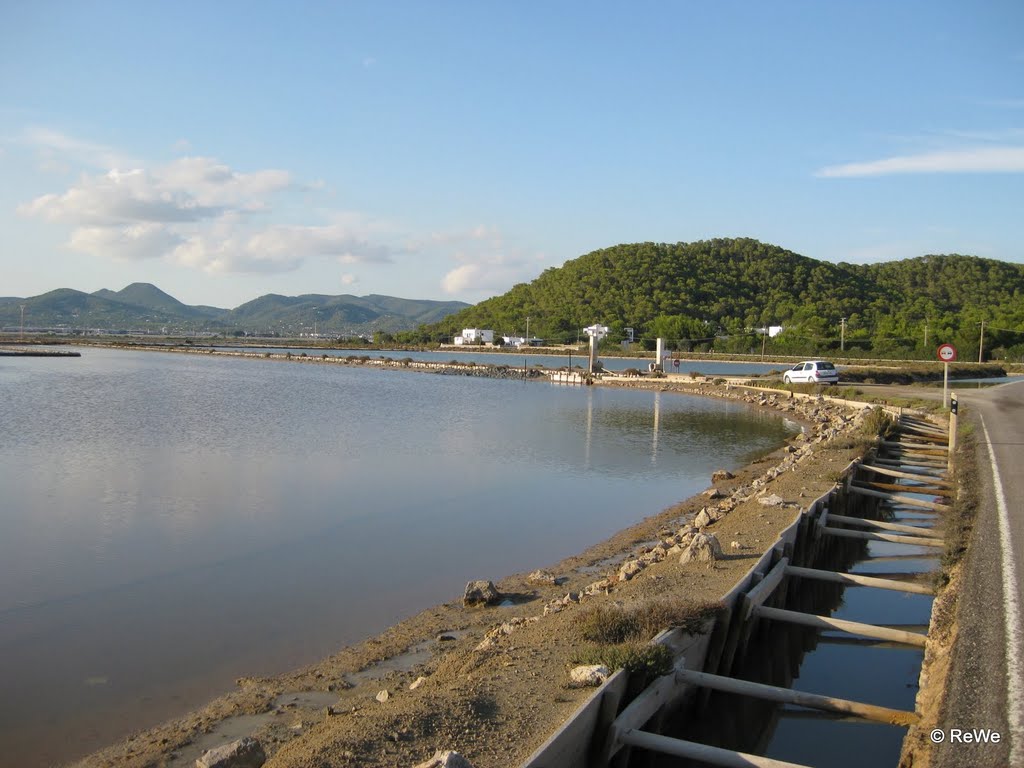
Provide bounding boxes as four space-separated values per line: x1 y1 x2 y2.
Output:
20 304 26 339
840 317 846 353
760 329 767 361
978 319 985 363
526 316 530 346
923 319 928 348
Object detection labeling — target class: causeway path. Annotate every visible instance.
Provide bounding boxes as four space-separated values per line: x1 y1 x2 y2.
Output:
933 380 1024 768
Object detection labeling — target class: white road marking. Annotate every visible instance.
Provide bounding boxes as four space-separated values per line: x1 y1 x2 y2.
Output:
981 415 1024 765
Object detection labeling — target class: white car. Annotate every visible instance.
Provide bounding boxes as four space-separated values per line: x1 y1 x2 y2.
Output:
783 360 839 385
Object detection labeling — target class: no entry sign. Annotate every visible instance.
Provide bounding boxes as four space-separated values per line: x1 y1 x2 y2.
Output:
937 343 957 362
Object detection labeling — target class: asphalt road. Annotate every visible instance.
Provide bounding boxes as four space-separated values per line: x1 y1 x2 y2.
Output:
931 380 1024 768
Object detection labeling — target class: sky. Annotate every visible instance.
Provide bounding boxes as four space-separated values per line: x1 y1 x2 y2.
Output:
2 1 1023 309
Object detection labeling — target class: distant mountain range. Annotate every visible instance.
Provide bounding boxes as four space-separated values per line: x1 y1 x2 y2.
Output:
0 283 470 336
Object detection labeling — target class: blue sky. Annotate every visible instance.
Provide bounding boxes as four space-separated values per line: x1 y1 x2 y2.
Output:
2 1 1022 308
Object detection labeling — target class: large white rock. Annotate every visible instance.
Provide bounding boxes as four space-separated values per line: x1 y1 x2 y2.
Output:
569 664 610 687
679 533 723 566
195 737 266 768
414 750 477 768
463 580 500 607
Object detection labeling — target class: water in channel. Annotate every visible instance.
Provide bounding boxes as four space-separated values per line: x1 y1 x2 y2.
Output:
0 347 797 766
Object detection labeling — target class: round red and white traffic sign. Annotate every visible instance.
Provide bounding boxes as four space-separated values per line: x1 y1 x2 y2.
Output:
937 343 957 362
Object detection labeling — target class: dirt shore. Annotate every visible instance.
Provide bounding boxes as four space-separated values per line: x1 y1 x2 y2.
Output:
70 380 877 768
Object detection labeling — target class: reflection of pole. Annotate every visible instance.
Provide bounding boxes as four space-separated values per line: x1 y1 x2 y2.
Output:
584 388 593 469
652 390 661 465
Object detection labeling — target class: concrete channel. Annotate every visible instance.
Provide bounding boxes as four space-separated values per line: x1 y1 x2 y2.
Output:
522 410 949 768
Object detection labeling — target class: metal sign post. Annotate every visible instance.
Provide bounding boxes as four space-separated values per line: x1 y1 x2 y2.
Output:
937 344 957 410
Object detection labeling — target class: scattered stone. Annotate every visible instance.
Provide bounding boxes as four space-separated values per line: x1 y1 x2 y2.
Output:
679 533 723 567
730 541 742 550
758 494 786 507
703 487 724 499
375 689 390 703
618 559 645 581
414 750 477 768
711 469 735 482
693 508 715 529
196 737 266 768
526 569 558 585
409 676 427 690
463 580 500 607
569 664 610 687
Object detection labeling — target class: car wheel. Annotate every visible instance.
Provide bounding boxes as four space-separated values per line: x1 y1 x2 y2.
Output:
783 374 791 384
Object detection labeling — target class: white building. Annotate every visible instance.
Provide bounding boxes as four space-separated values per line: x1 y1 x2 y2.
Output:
454 328 495 345
584 324 609 341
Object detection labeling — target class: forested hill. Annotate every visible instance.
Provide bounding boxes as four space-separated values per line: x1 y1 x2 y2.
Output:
417 238 1024 359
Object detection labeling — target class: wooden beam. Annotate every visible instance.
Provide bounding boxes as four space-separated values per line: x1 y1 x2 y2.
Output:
857 463 954 488
605 672 685 756
881 439 949 452
753 605 928 648
785 564 935 595
743 557 789 617
617 729 814 768
857 480 953 498
823 526 945 548
874 458 947 472
674 668 920 725
848 485 951 512
827 513 941 536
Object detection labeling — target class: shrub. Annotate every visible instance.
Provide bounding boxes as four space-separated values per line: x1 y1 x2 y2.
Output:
573 598 720 644
573 643 674 690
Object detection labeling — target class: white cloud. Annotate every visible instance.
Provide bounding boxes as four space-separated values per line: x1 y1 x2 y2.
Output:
340 273 358 286
17 145 400 273
21 126 136 171
440 249 545 298
816 146 1024 177
69 223 184 262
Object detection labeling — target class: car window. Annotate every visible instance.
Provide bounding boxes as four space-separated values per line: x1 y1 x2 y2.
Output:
803 363 813 370
791 364 802 371
818 362 835 371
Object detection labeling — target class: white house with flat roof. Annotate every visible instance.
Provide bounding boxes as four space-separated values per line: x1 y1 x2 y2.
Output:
454 328 494 345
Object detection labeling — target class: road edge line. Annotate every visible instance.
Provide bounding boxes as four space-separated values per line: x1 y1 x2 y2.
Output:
980 414 1024 763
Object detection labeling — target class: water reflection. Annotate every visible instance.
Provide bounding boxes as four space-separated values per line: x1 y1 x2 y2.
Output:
0 347 797 766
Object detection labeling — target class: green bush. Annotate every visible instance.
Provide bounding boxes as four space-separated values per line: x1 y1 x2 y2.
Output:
573 598 720 644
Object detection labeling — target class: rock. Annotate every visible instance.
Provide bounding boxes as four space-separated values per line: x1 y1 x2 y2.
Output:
730 541 742 550
409 676 427 690
693 508 714 529
703 487 724 499
711 469 735 482
526 569 557 585
195 737 266 768
679 533 723 566
463 580 500 607
638 545 667 565
375 689 390 703
569 664 610 687
618 559 645 581
758 494 786 507
413 750 477 768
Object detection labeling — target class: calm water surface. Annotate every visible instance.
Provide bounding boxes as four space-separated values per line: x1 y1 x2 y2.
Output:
0 348 797 766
